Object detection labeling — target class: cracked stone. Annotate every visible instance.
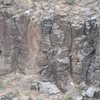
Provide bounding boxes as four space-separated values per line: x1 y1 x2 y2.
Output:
86 87 96 97
2 0 12 5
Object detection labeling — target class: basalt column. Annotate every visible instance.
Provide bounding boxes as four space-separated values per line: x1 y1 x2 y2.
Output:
71 19 99 85
37 17 99 92
37 18 72 92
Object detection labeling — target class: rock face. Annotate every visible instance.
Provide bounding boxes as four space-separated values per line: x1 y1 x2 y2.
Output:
0 0 100 98
72 19 98 85
37 17 99 92
37 18 71 92
0 0 32 74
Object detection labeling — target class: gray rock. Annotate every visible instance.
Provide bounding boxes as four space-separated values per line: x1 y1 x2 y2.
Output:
37 53 48 66
76 96 84 100
3 8 15 18
41 64 54 82
42 19 53 35
49 95 60 100
39 82 60 94
86 87 96 97
31 80 60 94
31 80 39 90
12 97 19 100
41 35 52 51
0 0 2 3
55 57 70 65
94 91 100 99
82 90 86 97
50 33 58 46
2 0 11 5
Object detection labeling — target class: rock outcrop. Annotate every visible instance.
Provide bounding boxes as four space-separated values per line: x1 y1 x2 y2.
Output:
37 16 99 93
0 0 100 99
0 0 32 75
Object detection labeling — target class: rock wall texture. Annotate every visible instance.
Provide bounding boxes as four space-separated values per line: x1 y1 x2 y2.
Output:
0 0 100 99
0 0 31 75
37 17 99 92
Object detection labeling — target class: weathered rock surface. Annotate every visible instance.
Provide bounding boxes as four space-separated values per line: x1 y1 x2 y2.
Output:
86 87 96 97
0 0 33 75
0 0 100 99
12 97 19 100
37 17 99 93
2 0 12 5
94 91 100 99
31 80 60 94
76 96 84 100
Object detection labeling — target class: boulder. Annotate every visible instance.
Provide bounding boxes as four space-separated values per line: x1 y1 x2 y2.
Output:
76 96 84 100
86 87 96 97
31 80 60 94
